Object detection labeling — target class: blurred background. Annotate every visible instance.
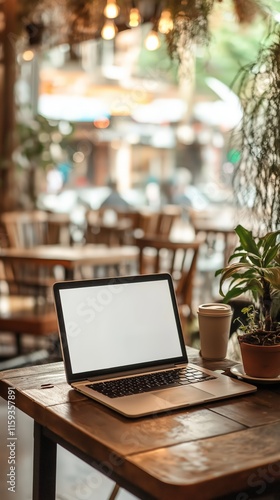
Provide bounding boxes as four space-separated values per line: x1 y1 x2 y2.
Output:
1 0 278 220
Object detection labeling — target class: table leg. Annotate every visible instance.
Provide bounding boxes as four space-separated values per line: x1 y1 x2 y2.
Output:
33 422 57 500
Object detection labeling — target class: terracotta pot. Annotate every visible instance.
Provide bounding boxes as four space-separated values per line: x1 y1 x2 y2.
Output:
239 340 280 378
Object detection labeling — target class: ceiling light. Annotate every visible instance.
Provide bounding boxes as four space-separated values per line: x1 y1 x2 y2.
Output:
103 0 120 19
128 8 142 28
22 50 35 61
101 20 118 40
158 10 173 34
145 30 161 51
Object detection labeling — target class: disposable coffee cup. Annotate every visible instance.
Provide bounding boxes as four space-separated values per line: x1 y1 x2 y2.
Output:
198 303 233 360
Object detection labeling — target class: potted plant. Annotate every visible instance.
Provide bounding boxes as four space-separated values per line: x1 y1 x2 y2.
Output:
215 224 280 378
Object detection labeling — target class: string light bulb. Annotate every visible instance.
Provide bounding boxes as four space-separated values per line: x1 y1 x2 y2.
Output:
22 49 35 61
128 7 142 28
158 10 173 34
101 20 118 40
145 30 161 51
103 0 120 19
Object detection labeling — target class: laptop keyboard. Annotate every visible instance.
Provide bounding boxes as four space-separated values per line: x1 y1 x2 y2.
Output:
87 367 216 399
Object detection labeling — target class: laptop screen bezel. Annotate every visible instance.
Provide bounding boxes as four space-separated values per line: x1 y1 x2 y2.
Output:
53 273 188 384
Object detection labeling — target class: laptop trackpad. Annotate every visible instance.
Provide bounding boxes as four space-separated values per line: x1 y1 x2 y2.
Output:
153 386 213 404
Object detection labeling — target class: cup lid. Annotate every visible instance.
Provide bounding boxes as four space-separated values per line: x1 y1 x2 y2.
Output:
198 303 232 316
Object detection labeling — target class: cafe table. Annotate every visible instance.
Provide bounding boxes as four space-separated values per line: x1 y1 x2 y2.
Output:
1 347 280 500
0 244 139 281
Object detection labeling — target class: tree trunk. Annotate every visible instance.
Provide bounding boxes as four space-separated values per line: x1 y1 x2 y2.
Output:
0 0 18 213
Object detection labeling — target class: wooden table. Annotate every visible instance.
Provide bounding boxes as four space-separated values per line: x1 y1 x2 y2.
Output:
0 244 139 280
1 348 280 500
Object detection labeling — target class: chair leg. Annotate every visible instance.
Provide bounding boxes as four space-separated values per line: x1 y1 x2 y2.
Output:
15 332 22 355
108 483 120 500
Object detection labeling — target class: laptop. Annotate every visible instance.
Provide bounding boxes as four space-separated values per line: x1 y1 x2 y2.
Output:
53 273 256 418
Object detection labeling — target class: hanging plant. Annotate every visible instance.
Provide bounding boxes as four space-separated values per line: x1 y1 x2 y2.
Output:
164 0 267 62
65 0 105 42
231 24 280 233
17 0 268 51
164 0 215 61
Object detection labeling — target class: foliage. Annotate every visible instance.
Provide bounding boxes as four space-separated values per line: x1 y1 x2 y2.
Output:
12 110 74 206
16 0 272 51
231 25 280 232
234 305 280 344
196 6 270 93
165 0 215 61
216 224 280 343
165 0 269 63
14 112 73 170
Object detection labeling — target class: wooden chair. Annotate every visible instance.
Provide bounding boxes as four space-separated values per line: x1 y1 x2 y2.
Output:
0 215 65 368
188 207 237 301
116 209 141 230
0 210 63 298
188 207 237 266
84 209 132 247
0 294 59 369
1 210 72 247
116 205 181 242
46 212 72 245
154 205 182 238
135 234 203 343
136 206 181 238
1 210 49 248
84 205 181 246
116 209 155 235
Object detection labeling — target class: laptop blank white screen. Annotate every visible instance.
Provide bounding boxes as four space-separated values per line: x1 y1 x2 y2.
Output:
59 280 184 374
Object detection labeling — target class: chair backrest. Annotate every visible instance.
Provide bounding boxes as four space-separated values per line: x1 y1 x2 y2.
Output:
1 211 49 248
84 205 181 245
116 210 140 230
0 211 61 298
135 235 202 315
1 210 72 248
46 212 72 245
85 209 131 246
154 205 181 238
188 207 237 268
116 205 181 240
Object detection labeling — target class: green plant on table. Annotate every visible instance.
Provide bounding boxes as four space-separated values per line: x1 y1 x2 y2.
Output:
215 224 280 345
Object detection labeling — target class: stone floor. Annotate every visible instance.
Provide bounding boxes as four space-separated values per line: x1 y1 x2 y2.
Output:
0 397 138 500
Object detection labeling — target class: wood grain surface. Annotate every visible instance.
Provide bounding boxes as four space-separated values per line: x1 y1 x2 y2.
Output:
1 349 280 499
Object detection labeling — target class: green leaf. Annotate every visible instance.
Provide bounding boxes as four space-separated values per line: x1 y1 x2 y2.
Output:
275 253 280 266
221 285 250 302
219 262 253 283
260 231 280 255
235 225 260 257
228 250 247 262
243 251 263 266
246 278 263 295
263 245 280 267
216 225 280 322
262 268 280 289
219 273 251 297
